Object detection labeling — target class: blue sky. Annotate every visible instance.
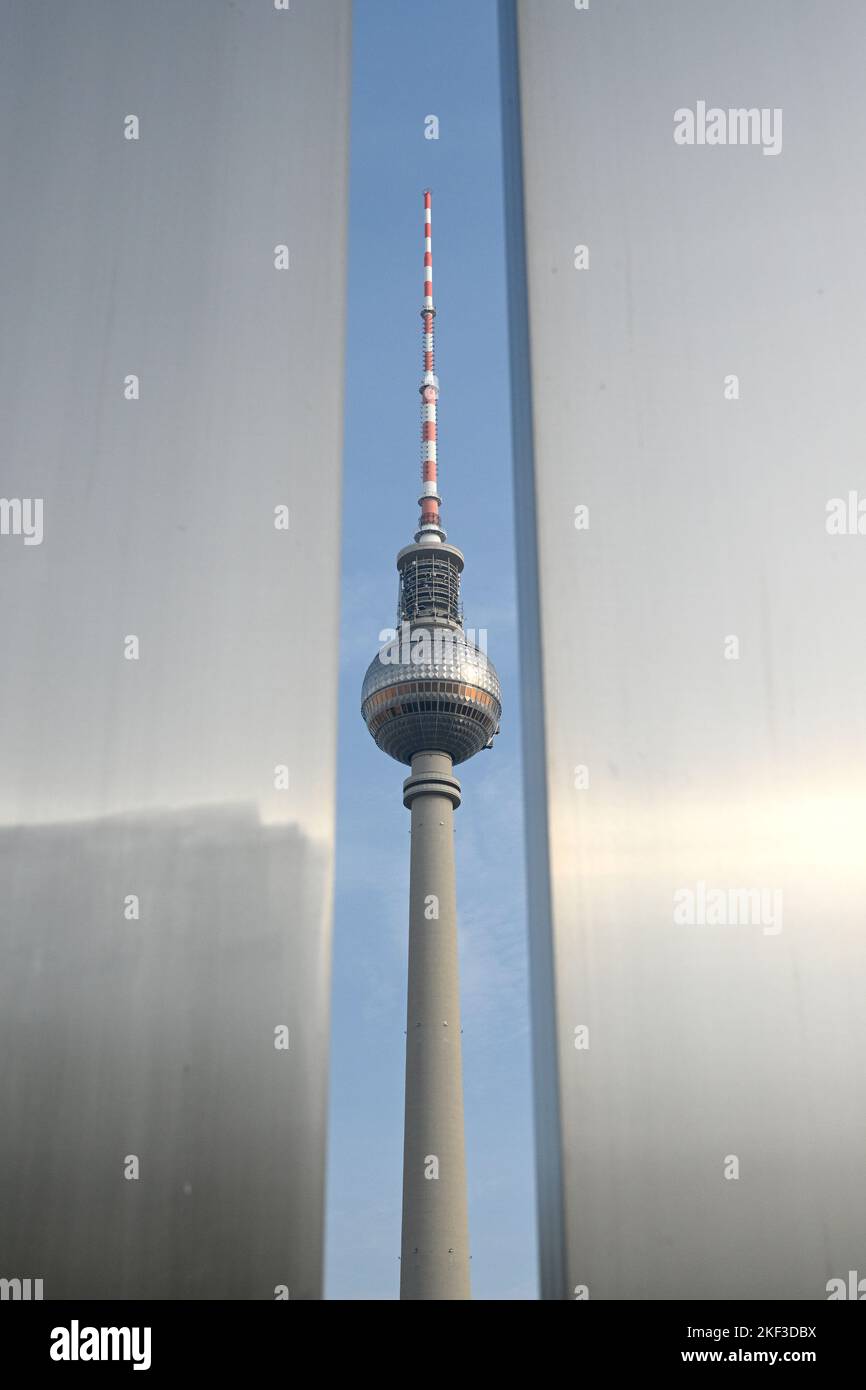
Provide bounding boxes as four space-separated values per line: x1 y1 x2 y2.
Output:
325 0 536 1299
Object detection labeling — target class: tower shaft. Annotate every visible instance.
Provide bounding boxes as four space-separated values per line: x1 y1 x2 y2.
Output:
400 751 471 1300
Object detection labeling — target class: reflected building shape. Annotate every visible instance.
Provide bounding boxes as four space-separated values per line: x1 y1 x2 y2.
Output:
501 0 866 1299
361 192 501 1299
0 0 350 1297
0 808 330 1298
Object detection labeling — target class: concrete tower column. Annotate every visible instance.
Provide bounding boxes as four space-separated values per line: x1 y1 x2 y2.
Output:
399 749 471 1300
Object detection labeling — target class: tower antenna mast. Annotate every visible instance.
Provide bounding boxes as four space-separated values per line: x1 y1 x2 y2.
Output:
417 190 445 543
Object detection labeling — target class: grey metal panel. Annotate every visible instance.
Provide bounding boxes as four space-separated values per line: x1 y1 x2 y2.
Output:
509 0 866 1298
499 0 567 1305
0 0 350 1298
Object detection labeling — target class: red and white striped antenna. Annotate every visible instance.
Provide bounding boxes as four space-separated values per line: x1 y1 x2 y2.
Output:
416 189 445 543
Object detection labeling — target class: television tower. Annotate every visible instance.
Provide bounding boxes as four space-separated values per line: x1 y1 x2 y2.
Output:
361 191 502 1300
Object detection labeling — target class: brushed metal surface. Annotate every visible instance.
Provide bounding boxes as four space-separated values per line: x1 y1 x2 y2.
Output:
0 0 350 1298
507 0 866 1299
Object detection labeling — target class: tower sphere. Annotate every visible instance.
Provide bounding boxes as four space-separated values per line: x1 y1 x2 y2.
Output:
361 621 501 766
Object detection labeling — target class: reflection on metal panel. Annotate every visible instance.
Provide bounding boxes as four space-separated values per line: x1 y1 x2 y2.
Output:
0 0 350 1298
507 0 866 1298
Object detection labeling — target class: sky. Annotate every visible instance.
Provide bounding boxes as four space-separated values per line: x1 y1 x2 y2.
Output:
324 0 537 1300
